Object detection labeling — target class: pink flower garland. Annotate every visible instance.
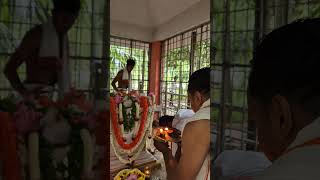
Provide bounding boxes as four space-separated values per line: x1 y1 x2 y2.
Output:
126 174 137 180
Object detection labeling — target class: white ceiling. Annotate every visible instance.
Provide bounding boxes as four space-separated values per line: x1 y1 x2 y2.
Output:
110 0 201 28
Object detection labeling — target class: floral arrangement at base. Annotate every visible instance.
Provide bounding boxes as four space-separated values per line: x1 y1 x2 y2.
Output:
114 168 147 180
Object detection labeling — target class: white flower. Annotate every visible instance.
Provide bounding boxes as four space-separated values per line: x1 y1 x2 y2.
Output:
64 171 69 178
135 103 140 119
126 108 132 115
80 129 94 176
52 160 57 168
42 119 71 144
69 104 83 114
18 140 28 166
123 99 133 107
119 104 123 120
52 147 70 163
63 157 68 166
56 172 63 179
40 107 58 127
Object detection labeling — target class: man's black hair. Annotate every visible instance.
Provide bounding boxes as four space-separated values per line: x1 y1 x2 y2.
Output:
248 18 320 115
127 58 136 66
188 67 210 98
53 0 81 14
159 115 175 127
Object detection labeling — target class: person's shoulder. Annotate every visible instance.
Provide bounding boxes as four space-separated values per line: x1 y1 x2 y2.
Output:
187 110 210 123
183 119 210 133
22 25 42 42
113 70 123 78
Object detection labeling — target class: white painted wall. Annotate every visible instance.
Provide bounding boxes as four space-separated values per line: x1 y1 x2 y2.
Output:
111 0 152 28
110 20 154 42
147 0 201 26
110 0 210 42
110 0 200 28
152 0 210 41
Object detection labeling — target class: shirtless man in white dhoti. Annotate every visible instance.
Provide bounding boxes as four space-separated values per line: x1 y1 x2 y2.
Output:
111 59 135 92
4 0 80 143
4 0 80 100
154 68 211 180
3 1 80 178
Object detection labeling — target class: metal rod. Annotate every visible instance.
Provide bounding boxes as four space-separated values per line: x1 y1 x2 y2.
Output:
90 0 95 100
190 31 197 74
141 49 146 91
199 26 203 70
217 0 231 156
164 40 169 115
178 34 183 111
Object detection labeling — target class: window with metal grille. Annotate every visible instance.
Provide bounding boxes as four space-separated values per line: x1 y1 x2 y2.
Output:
161 23 210 116
212 0 320 155
0 0 105 99
110 36 150 94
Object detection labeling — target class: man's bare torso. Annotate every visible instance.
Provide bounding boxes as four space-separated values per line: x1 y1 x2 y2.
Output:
23 25 63 85
116 70 129 89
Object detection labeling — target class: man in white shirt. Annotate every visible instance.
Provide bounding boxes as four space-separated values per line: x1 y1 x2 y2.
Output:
248 18 320 180
155 68 210 180
170 109 195 157
158 109 195 160
212 150 271 180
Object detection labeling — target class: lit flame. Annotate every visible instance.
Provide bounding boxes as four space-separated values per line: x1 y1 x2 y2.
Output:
144 166 151 176
160 128 163 133
164 127 169 131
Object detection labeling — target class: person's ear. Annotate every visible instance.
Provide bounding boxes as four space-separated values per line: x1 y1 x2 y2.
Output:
194 91 202 104
269 95 293 142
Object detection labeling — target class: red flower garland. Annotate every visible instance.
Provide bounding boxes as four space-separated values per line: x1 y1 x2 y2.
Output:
110 96 148 150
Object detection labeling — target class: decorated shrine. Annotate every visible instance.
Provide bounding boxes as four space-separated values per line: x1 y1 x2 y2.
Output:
110 91 160 179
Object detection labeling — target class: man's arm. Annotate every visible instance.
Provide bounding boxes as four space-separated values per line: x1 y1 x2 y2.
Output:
165 120 210 180
4 26 41 96
175 142 182 162
111 70 122 92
